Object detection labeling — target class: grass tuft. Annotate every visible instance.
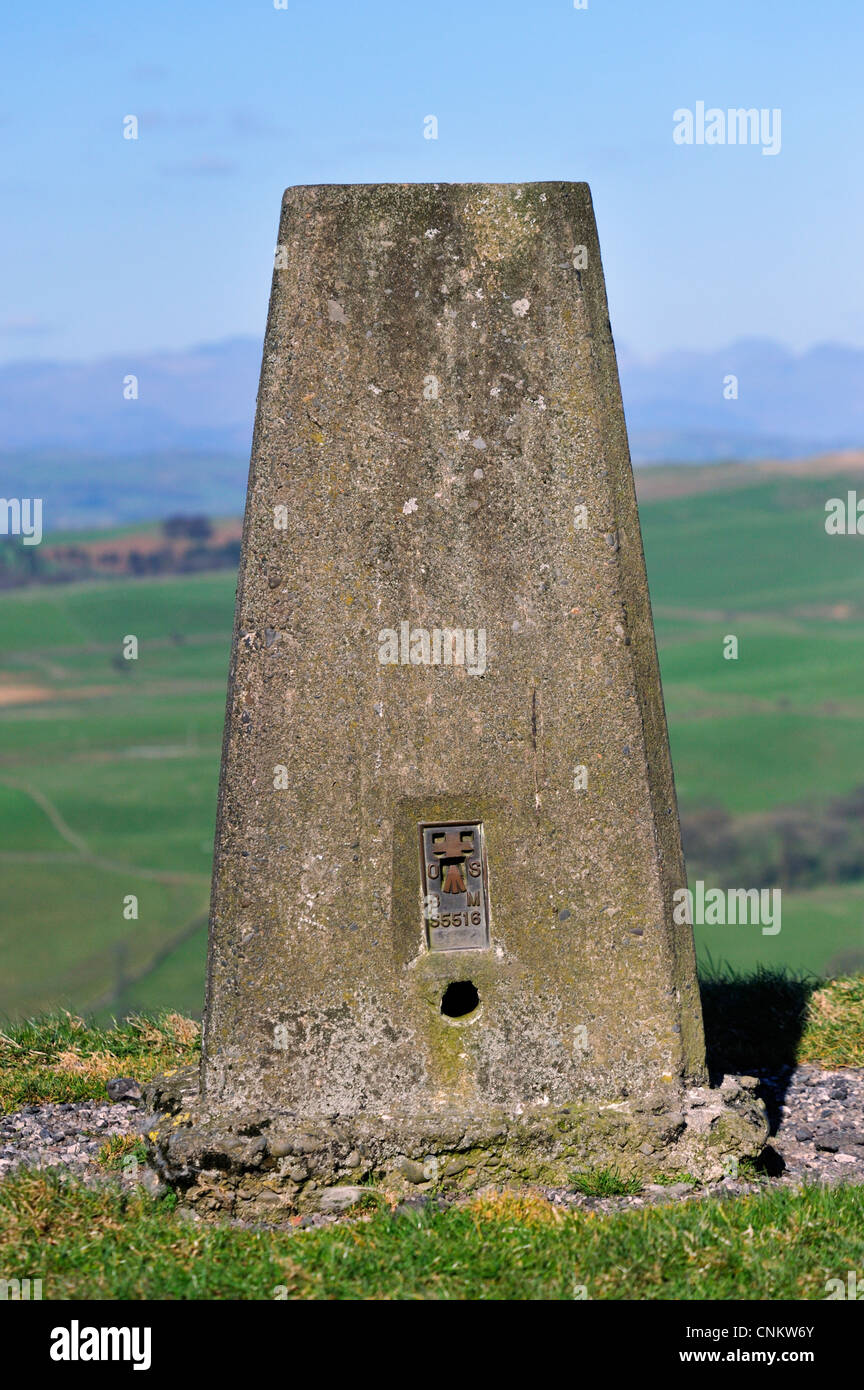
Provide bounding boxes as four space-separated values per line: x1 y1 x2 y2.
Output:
801 976 864 1067
95 1135 148 1171
467 1190 565 1226
570 1167 642 1197
0 1011 200 1113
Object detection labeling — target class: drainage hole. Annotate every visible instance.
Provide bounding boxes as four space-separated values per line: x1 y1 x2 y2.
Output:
440 980 480 1019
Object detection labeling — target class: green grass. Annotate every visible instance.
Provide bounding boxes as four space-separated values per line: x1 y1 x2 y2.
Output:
95 1135 149 1171
1 1172 860 1300
569 1166 642 1197
0 1012 200 1113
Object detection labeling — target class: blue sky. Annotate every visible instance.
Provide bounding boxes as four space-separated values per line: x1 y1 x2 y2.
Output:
1 0 861 364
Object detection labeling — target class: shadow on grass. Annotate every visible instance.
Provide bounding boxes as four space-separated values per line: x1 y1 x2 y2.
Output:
699 962 822 1165
699 961 818 1078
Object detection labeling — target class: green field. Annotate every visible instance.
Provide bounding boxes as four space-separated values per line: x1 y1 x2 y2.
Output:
0 574 230 1020
1 467 862 1020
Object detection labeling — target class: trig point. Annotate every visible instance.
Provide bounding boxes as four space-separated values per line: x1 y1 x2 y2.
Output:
148 183 767 1216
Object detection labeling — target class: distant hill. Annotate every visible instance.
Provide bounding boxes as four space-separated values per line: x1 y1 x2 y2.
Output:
0 338 258 455
2 335 863 525
0 451 250 531
616 338 864 462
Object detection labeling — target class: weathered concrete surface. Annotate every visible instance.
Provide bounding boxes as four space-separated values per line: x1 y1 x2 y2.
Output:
148 183 767 1210
146 1067 767 1218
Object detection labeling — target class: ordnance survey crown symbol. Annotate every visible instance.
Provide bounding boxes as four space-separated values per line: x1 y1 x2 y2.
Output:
420 822 490 952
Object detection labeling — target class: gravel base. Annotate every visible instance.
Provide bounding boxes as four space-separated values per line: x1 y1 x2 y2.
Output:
2 1066 862 1224
0 1099 147 1185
